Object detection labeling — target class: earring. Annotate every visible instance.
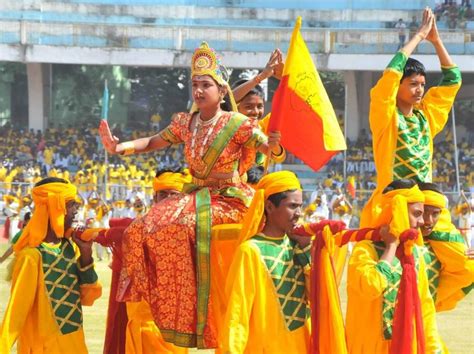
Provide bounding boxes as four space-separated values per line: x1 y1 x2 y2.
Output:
220 98 226 104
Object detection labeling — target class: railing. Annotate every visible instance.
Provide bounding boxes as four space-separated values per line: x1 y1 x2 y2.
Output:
0 181 468 206
0 20 472 55
0 0 438 11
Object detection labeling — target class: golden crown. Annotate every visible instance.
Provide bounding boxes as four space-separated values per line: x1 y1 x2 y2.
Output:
191 42 226 85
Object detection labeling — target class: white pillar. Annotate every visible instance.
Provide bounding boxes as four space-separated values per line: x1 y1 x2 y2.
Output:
27 63 51 131
343 70 360 142
358 71 375 134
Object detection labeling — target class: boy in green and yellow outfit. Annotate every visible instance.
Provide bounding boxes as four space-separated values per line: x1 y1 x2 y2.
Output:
361 8 461 227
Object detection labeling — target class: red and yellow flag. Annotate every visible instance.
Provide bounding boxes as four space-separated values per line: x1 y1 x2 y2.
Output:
347 176 356 199
269 17 346 171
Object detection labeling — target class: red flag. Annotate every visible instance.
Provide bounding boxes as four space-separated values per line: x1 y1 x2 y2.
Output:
269 17 346 171
347 176 356 199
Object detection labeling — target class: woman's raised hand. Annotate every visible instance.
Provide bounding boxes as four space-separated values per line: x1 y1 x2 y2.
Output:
99 120 120 154
267 130 282 155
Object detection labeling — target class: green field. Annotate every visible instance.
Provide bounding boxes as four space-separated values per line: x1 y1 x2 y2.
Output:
0 243 472 353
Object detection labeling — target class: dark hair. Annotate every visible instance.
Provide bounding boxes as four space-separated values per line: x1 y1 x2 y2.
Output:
23 212 31 223
155 168 176 178
220 90 234 112
382 178 416 194
232 79 265 103
247 165 265 185
34 177 68 187
417 182 443 195
401 58 426 81
267 189 298 207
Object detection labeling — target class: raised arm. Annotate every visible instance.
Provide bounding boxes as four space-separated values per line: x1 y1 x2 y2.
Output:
419 12 461 137
400 7 435 57
426 17 454 67
232 49 283 103
98 120 171 156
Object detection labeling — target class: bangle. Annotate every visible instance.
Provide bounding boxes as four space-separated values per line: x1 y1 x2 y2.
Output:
271 144 284 157
254 72 265 84
121 141 135 156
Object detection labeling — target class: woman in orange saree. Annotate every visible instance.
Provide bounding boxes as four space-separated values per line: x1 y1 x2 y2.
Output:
99 42 283 349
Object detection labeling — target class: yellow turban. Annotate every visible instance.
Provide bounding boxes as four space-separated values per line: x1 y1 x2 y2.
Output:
238 171 301 244
14 181 78 252
375 184 425 241
152 171 191 192
422 190 446 210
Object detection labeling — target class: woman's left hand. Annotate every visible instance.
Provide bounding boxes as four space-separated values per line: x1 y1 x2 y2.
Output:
267 131 282 154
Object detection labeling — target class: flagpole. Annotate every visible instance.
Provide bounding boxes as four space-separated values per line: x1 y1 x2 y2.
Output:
451 107 461 193
343 83 348 183
101 80 109 200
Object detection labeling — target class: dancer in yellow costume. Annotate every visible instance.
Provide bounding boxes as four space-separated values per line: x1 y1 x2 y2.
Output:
361 8 461 227
346 179 444 354
0 177 102 354
99 42 282 348
222 171 311 354
417 182 474 313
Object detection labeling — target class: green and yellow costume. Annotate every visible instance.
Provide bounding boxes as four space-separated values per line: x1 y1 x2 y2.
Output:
361 51 461 226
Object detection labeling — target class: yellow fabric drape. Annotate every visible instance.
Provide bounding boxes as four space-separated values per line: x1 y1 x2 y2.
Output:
425 203 474 312
312 226 348 354
125 301 188 354
238 171 301 244
430 237 474 312
221 240 310 354
13 182 78 252
423 190 446 209
152 171 191 192
374 185 425 247
210 223 242 354
345 241 445 354
0 248 101 353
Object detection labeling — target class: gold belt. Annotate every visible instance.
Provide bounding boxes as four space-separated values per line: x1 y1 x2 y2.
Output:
191 175 241 187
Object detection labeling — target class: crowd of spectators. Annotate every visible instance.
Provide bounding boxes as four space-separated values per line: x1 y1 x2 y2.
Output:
434 0 473 29
0 121 472 203
0 122 185 201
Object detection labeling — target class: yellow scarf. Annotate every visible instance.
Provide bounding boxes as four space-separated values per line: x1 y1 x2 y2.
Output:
375 185 425 246
14 182 78 252
422 190 446 210
238 171 301 244
152 171 191 192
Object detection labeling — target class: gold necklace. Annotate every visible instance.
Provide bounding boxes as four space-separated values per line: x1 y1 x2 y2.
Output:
190 111 222 159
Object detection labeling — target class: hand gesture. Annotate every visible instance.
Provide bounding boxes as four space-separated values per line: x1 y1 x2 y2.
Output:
416 7 435 40
262 49 284 81
425 14 441 44
99 120 120 154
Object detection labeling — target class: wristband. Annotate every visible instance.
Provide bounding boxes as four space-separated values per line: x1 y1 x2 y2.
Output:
121 141 135 156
